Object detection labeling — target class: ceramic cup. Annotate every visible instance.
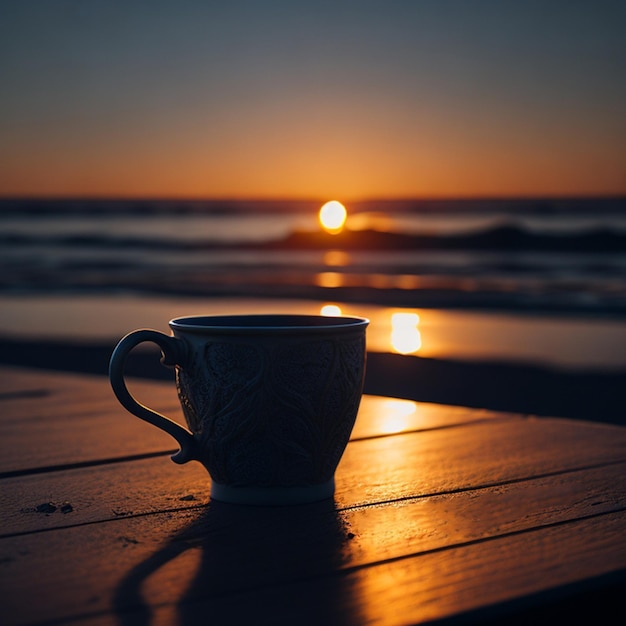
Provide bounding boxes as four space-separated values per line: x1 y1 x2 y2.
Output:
109 314 369 505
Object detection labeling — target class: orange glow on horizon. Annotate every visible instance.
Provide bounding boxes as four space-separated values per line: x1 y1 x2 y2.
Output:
2 142 624 199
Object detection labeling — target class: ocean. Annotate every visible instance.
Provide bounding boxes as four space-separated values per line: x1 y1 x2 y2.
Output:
1 196 626 374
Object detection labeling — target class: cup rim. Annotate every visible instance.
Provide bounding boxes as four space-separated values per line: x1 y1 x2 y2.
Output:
169 314 369 334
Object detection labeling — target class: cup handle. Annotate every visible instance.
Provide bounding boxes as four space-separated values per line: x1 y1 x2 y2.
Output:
109 329 198 464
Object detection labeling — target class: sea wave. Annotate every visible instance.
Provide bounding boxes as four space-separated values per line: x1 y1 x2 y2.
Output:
2 197 625 315
3 220 626 252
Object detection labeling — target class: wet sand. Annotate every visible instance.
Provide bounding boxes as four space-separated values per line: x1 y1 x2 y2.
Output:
2 335 624 426
1 293 625 425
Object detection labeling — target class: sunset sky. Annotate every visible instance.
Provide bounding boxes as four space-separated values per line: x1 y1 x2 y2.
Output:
0 1 624 200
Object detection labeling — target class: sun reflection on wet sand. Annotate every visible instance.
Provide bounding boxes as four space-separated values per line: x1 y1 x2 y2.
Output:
391 312 422 355
320 304 343 317
2 294 625 370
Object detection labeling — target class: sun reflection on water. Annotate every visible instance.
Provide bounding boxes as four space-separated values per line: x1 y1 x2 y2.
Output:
316 272 344 288
323 250 351 267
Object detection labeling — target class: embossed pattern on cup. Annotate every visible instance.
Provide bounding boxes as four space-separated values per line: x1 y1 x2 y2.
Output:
176 332 366 488
109 314 368 505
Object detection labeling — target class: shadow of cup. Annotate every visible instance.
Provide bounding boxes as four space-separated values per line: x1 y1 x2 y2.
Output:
113 499 362 625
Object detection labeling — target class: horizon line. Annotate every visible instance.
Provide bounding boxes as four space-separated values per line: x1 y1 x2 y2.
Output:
1 192 625 203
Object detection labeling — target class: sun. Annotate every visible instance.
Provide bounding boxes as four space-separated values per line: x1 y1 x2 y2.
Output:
319 200 347 234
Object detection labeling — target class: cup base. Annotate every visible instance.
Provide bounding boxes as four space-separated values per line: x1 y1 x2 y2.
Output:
210 478 335 506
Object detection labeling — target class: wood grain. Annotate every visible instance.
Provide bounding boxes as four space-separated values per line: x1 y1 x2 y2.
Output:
1 367 625 626
2 417 624 535
2 470 625 625
0 366 510 474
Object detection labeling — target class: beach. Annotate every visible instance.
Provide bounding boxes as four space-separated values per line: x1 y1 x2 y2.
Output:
2 6 625 622
1 197 625 425
1 292 625 425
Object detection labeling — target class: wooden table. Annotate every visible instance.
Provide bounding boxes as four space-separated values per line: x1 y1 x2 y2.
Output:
1 365 625 625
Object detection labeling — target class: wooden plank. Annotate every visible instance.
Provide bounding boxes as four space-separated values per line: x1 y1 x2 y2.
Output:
350 393 513 440
0 368 181 474
0 366 180 420
7 460 623 544
2 366 625 625
121 513 626 626
2 417 625 535
341 417 626 507
1 459 211 535
0 366 512 474
1 473 624 625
